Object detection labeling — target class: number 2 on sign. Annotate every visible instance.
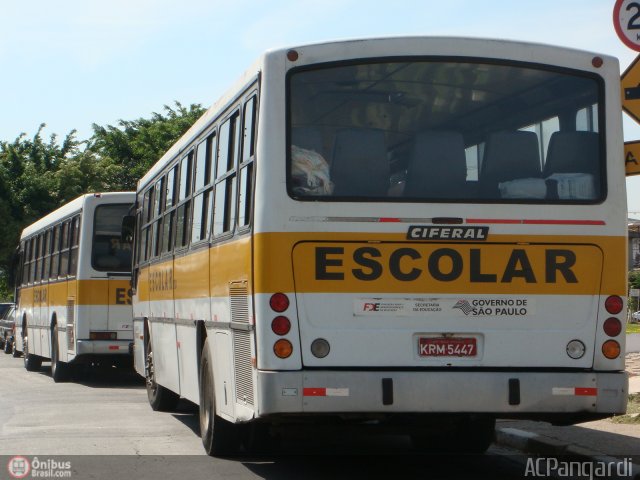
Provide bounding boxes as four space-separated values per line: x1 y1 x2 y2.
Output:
628 2 640 29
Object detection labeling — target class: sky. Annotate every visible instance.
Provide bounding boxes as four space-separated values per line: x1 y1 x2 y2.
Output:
3 0 640 213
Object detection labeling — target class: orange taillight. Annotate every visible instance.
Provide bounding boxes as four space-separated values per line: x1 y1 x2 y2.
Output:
273 339 293 358
602 340 621 359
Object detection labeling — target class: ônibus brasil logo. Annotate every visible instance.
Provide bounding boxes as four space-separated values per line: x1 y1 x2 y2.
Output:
7 456 31 479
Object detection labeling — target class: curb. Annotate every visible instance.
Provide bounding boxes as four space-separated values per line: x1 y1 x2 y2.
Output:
496 427 640 480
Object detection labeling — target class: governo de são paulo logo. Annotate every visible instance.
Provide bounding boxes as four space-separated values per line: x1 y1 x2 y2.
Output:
7 456 30 479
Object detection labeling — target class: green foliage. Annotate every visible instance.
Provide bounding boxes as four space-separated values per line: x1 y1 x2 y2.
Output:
0 101 204 288
89 102 205 190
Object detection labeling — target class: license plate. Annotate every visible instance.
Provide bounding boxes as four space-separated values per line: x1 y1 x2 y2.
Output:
418 337 477 357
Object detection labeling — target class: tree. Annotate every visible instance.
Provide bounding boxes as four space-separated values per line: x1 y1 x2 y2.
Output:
0 101 205 300
89 102 206 190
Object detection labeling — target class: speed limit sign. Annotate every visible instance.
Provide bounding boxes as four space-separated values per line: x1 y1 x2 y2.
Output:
614 0 640 51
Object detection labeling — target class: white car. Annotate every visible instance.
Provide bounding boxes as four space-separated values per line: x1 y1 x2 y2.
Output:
632 311 640 322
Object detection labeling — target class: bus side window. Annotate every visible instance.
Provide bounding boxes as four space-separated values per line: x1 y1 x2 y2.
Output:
69 216 81 276
42 229 51 280
192 132 215 244
50 225 61 279
213 111 239 237
176 152 194 248
239 95 257 228
33 234 42 283
59 221 71 277
20 241 27 287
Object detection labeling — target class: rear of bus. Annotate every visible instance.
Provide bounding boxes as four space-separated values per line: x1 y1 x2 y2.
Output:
73 193 136 363
252 38 628 436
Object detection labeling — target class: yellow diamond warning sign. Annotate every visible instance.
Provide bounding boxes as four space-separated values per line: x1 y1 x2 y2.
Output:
621 54 640 124
625 140 640 176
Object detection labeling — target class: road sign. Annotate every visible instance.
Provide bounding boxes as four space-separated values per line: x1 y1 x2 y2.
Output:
614 0 640 51
625 141 640 175
621 54 640 124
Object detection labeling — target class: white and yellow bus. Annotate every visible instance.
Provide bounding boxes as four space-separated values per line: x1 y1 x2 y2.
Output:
15 192 135 381
130 37 628 455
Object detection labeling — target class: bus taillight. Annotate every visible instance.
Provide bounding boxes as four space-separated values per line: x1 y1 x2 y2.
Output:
273 339 293 358
603 317 622 337
601 340 621 359
269 293 290 312
271 316 291 336
604 296 623 315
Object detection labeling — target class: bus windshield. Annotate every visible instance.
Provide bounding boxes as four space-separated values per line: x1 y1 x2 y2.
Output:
92 204 132 272
288 59 603 203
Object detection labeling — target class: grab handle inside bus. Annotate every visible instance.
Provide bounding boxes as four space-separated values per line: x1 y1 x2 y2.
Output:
121 215 135 243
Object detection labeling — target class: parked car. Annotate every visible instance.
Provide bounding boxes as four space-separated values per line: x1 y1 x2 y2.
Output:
0 304 16 354
0 302 12 318
632 311 640 323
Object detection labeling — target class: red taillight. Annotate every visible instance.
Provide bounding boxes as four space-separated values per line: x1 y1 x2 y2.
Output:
271 316 291 336
269 293 290 312
603 317 622 337
604 296 623 315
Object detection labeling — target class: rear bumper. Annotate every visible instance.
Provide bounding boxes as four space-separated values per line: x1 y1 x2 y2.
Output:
76 340 132 356
256 370 628 420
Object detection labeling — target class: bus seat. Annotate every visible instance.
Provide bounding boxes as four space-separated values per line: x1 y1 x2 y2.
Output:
479 131 541 198
331 129 389 196
404 131 467 198
292 126 324 155
543 131 599 177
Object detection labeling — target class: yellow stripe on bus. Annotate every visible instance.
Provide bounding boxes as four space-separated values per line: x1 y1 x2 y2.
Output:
135 232 626 300
19 279 131 306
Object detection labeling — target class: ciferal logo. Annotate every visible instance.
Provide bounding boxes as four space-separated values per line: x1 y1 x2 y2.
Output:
7 456 30 479
407 225 489 241
453 300 473 315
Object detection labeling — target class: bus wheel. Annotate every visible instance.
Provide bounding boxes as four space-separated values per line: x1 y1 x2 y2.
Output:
199 338 242 456
23 331 42 372
145 335 179 411
51 328 70 382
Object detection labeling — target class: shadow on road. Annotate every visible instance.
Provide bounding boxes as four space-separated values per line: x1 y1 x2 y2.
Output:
60 364 145 389
171 400 200 437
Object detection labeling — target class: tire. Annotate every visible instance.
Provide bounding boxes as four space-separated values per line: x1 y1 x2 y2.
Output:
199 337 242 456
23 328 42 372
145 333 179 411
4 336 12 354
11 338 20 357
51 327 71 382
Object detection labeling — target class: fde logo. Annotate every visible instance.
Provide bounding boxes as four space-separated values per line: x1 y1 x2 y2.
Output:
363 303 380 312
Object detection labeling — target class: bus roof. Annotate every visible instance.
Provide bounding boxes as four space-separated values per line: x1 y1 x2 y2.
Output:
20 192 135 240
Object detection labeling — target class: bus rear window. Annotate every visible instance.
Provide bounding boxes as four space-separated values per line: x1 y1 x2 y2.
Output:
287 60 603 203
92 204 132 272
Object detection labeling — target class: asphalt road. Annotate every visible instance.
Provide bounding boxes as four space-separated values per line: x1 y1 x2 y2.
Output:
0 351 535 480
